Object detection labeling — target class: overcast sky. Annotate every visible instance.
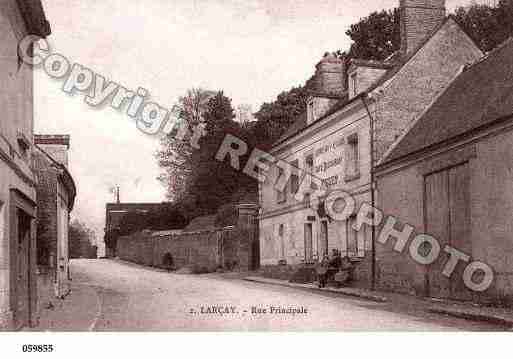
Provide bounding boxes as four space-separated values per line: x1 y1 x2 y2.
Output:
34 0 485 251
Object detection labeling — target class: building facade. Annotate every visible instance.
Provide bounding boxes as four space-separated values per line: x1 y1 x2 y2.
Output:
33 135 76 308
375 39 513 303
0 0 50 330
258 0 483 287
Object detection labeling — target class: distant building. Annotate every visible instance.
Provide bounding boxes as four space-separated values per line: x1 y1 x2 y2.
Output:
104 202 168 257
259 0 483 288
0 0 51 330
33 135 76 305
375 39 513 303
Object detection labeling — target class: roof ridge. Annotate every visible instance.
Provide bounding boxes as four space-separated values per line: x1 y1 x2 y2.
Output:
463 37 513 72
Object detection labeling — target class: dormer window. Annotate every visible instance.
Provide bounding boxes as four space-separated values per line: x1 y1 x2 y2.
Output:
350 72 358 98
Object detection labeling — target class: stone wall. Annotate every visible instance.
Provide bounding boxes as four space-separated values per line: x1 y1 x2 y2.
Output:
116 204 259 272
117 228 246 271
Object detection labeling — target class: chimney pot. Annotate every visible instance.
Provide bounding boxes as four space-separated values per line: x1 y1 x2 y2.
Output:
400 0 446 55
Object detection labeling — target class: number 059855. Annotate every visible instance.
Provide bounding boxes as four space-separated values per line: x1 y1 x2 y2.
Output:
22 344 54 353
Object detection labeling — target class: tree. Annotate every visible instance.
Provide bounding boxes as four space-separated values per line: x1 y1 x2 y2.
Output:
117 204 188 236
187 92 257 213
341 2 513 61
69 220 97 259
345 8 401 61
454 0 513 53
156 88 215 202
251 85 310 149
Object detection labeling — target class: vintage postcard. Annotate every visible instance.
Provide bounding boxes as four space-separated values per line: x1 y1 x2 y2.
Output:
1 0 513 356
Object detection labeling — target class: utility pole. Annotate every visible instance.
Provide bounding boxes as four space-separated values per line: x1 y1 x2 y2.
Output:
116 186 120 204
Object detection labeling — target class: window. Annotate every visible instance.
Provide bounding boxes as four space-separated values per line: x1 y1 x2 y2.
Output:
305 154 314 169
350 72 357 97
345 133 360 181
278 224 285 259
304 154 314 206
347 216 365 258
276 167 286 204
307 98 314 123
290 159 299 194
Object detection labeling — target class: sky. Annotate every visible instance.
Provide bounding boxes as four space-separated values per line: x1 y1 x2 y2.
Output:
34 0 486 252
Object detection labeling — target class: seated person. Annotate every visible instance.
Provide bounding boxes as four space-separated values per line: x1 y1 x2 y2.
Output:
334 255 354 285
328 249 342 269
316 255 330 288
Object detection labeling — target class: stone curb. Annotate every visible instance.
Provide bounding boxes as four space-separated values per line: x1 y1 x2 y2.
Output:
244 276 387 303
428 307 513 328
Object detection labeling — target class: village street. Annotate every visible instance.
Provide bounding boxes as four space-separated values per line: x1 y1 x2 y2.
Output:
36 259 504 331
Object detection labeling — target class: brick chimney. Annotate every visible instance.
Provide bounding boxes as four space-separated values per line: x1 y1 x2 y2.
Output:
400 0 446 55
34 135 70 168
305 53 346 125
313 53 346 96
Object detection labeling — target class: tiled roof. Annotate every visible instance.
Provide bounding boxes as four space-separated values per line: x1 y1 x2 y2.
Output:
273 112 307 146
272 93 360 148
382 38 513 164
271 16 465 151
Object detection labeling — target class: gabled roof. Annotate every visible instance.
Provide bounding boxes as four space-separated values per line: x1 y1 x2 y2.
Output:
16 0 51 37
365 16 461 94
381 37 513 165
272 16 464 151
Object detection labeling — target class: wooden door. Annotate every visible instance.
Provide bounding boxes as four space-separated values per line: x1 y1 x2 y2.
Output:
424 163 472 300
304 223 313 263
448 164 473 301
14 211 31 328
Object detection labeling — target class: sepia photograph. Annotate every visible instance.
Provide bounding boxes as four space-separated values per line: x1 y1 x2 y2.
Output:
1 0 513 356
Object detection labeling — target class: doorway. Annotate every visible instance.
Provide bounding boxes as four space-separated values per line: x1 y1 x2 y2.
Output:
9 189 36 330
14 210 32 328
304 223 313 263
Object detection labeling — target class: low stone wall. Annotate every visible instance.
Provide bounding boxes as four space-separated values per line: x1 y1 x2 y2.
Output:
117 227 246 271
117 204 260 272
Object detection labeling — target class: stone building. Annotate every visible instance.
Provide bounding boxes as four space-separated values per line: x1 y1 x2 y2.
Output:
258 0 483 287
375 38 513 303
33 135 76 306
0 0 50 330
